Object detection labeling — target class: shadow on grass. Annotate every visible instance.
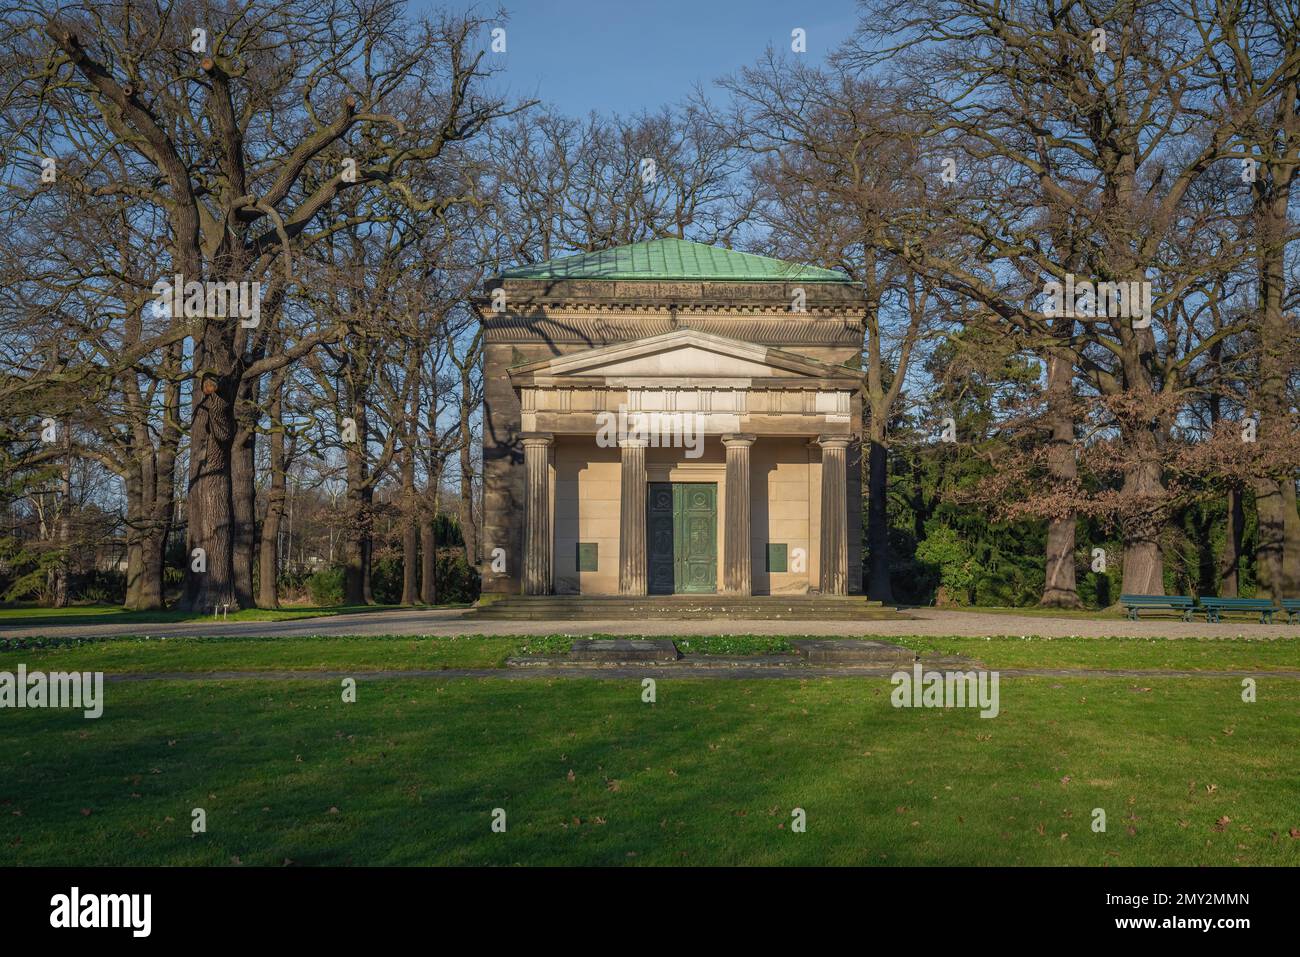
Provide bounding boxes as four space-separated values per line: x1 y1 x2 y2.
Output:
4 677 1299 866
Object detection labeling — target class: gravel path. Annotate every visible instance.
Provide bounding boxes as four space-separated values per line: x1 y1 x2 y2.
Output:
3 606 1297 640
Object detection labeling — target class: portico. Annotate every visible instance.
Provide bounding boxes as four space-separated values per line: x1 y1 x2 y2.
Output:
476 239 866 599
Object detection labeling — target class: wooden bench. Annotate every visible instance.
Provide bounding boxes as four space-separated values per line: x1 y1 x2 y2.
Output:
1280 599 1300 624
1120 595 1196 621
1200 597 1277 623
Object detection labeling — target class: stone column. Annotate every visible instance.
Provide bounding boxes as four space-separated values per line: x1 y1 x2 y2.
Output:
818 435 851 595
618 438 648 595
722 434 755 595
521 433 553 595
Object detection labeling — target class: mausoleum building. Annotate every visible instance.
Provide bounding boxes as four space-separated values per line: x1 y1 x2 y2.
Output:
475 239 865 598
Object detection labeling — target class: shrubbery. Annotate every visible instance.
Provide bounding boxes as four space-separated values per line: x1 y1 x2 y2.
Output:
306 566 345 605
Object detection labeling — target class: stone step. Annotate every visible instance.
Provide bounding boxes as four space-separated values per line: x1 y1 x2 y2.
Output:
469 595 909 621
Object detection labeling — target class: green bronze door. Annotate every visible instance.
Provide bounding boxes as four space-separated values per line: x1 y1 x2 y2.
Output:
647 483 676 595
647 482 717 594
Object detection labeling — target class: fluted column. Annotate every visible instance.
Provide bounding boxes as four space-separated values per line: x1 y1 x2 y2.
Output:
818 435 851 595
723 434 755 595
618 438 648 595
521 433 553 595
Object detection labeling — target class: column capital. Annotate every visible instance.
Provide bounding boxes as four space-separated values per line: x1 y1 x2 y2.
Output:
519 431 554 448
618 437 649 449
722 433 756 448
815 433 852 450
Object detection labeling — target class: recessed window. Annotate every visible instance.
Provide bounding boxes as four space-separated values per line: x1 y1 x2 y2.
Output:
767 543 788 573
577 543 599 572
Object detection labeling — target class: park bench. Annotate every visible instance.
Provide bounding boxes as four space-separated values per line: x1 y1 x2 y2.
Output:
1199 597 1277 623
1279 599 1300 624
1120 594 1196 621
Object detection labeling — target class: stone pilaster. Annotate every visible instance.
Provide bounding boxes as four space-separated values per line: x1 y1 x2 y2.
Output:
618 438 648 595
722 433 756 595
521 432 553 595
818 435 851 595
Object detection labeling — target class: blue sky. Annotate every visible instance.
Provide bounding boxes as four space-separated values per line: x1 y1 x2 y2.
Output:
418 0 861 116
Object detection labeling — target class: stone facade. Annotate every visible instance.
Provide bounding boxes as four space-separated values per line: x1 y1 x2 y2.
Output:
475 271 865 597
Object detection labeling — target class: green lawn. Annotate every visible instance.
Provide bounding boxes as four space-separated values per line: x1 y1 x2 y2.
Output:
895 635 1300 672
4 632 1297 674
2 675 1297 865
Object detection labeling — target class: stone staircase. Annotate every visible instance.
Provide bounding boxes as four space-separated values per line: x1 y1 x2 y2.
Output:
468 594 912 621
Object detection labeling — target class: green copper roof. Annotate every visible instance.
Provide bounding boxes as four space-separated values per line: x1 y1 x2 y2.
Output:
500 238 849 283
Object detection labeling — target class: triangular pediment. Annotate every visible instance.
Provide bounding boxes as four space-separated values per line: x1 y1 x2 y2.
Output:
509 329 856 382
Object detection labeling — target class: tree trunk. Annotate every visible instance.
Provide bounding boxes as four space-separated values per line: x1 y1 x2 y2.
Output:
343 392 370 605
231 420 257 610
257 376 288 608
343 480 367 606
420 457 442 604
361 491 374 605
139 525 166 610
138 350 182 611
183 409 236 613
126 442 168 611
457 370 478 568
50 428 71 608
1256 479 1300 602
1251 130 1300 602
181 327 239 613
123 466 145 609
400 438 418 605
1043 517 1080 606
420 520 437 604
1119 457 1165 595
1218 488 1244 598
1040 342 1081 607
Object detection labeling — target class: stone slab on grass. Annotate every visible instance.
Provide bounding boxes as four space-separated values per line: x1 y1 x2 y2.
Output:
569 639 680 662
791 639 916 665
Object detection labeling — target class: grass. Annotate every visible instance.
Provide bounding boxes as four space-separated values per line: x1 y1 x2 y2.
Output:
2 675 1298 865
3 632 1296 675
0 602 468 631
894 635 1300 672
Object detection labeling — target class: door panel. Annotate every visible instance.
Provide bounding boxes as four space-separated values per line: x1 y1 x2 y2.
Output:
676 483 717 593
647 482 676 595
645 481 716 594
